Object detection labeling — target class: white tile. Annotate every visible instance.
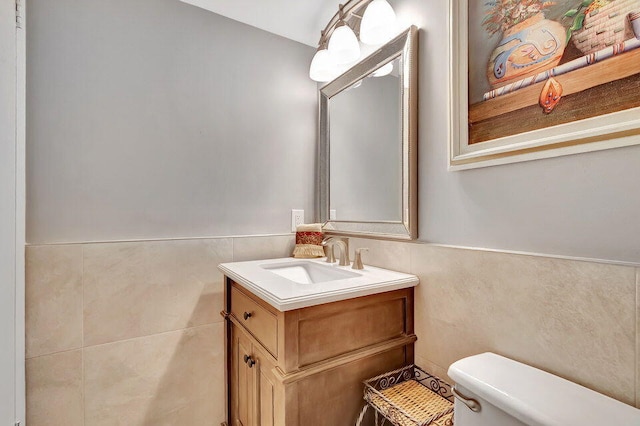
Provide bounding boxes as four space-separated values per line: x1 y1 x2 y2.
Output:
84 324 225 426
26 350 84 426
26 245 83 358
415 354 453 386
348 237 412 273
410 243 637 405
232 234 295 261
83 239 232 346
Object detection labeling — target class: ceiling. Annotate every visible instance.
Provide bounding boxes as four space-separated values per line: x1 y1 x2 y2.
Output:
179 0 340 47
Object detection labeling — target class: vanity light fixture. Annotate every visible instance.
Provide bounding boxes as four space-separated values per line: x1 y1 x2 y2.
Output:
309 0 398 83
309 32 338 82
327 5 361 65
360 0 397 45
309 49 336 82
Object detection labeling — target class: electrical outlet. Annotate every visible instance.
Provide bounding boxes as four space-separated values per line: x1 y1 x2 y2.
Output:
291 209 304 232
329 209 337 220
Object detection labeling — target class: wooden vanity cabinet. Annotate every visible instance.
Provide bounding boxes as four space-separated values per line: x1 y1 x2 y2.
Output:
222 277 416 426
229 323 278 426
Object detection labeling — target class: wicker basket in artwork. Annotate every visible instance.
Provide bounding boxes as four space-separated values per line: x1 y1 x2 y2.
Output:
362 365 454 426
572 0 640 55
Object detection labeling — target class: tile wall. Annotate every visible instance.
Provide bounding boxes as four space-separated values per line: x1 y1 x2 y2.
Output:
25 235 295 426
349 237 640 408
26 234 640 426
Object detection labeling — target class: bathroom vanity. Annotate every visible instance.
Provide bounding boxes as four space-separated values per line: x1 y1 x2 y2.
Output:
219 257 418 426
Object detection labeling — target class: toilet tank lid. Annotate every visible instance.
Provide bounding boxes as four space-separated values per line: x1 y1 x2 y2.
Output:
448 353 640 426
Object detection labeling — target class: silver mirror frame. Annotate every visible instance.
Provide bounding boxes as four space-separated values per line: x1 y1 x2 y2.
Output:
317 26 418 240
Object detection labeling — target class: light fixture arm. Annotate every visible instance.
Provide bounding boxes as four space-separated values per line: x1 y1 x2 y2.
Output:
317 0 371 47
317 30 328 50
338 4 346 24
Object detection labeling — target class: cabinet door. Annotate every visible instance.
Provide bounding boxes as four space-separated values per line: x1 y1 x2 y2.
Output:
254 346 276 426
231 324 255 426
230 323 279 426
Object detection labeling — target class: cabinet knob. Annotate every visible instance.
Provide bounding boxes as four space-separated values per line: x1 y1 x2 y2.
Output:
243 312 252 320
243 354 255 368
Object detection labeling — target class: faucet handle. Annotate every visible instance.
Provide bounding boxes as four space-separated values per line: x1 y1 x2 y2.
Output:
352 248 369 270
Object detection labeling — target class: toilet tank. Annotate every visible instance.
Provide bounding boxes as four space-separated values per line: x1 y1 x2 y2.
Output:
448 353 640 426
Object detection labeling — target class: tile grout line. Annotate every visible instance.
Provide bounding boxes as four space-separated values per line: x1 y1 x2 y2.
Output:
417 355 449 379
81 244 85 350
25 346 84 361
81 322 222 352
26 236 640 268
81 347 86 426
81 244 86 426
26 232 293 247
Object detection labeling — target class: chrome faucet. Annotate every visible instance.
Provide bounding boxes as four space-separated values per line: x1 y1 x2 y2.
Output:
321 237 350 266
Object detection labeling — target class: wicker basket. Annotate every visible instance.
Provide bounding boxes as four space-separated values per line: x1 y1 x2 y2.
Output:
362 365 454 426
572 0 640 55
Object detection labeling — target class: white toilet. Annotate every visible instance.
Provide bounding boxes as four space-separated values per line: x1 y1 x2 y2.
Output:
448 352 640 426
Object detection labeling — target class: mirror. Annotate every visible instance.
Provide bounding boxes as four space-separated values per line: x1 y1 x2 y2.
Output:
317 26 418 240
330 59 402 222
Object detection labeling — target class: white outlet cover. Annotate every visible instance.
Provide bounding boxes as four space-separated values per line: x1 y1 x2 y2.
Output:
291 209 304 232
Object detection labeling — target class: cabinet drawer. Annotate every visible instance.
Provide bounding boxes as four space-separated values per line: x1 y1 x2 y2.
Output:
231 285 278 357
296 291 409 367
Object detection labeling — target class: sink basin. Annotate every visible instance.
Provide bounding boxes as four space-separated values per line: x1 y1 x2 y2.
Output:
261 261 361 284
218 257 418 311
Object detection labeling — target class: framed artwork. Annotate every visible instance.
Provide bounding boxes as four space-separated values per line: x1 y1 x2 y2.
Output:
450 0 640 170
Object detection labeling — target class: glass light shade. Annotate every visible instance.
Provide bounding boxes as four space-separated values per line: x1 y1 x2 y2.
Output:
360 0 397 45
371 62 393 77
328 24 361 64
309 49 337 82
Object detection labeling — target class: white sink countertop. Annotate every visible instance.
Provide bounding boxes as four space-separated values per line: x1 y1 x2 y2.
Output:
218 257 419 311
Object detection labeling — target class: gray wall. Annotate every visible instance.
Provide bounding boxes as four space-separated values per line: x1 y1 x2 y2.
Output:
391 0 640 263
27 0 640 262
27 0 317 244
0 0 17 422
